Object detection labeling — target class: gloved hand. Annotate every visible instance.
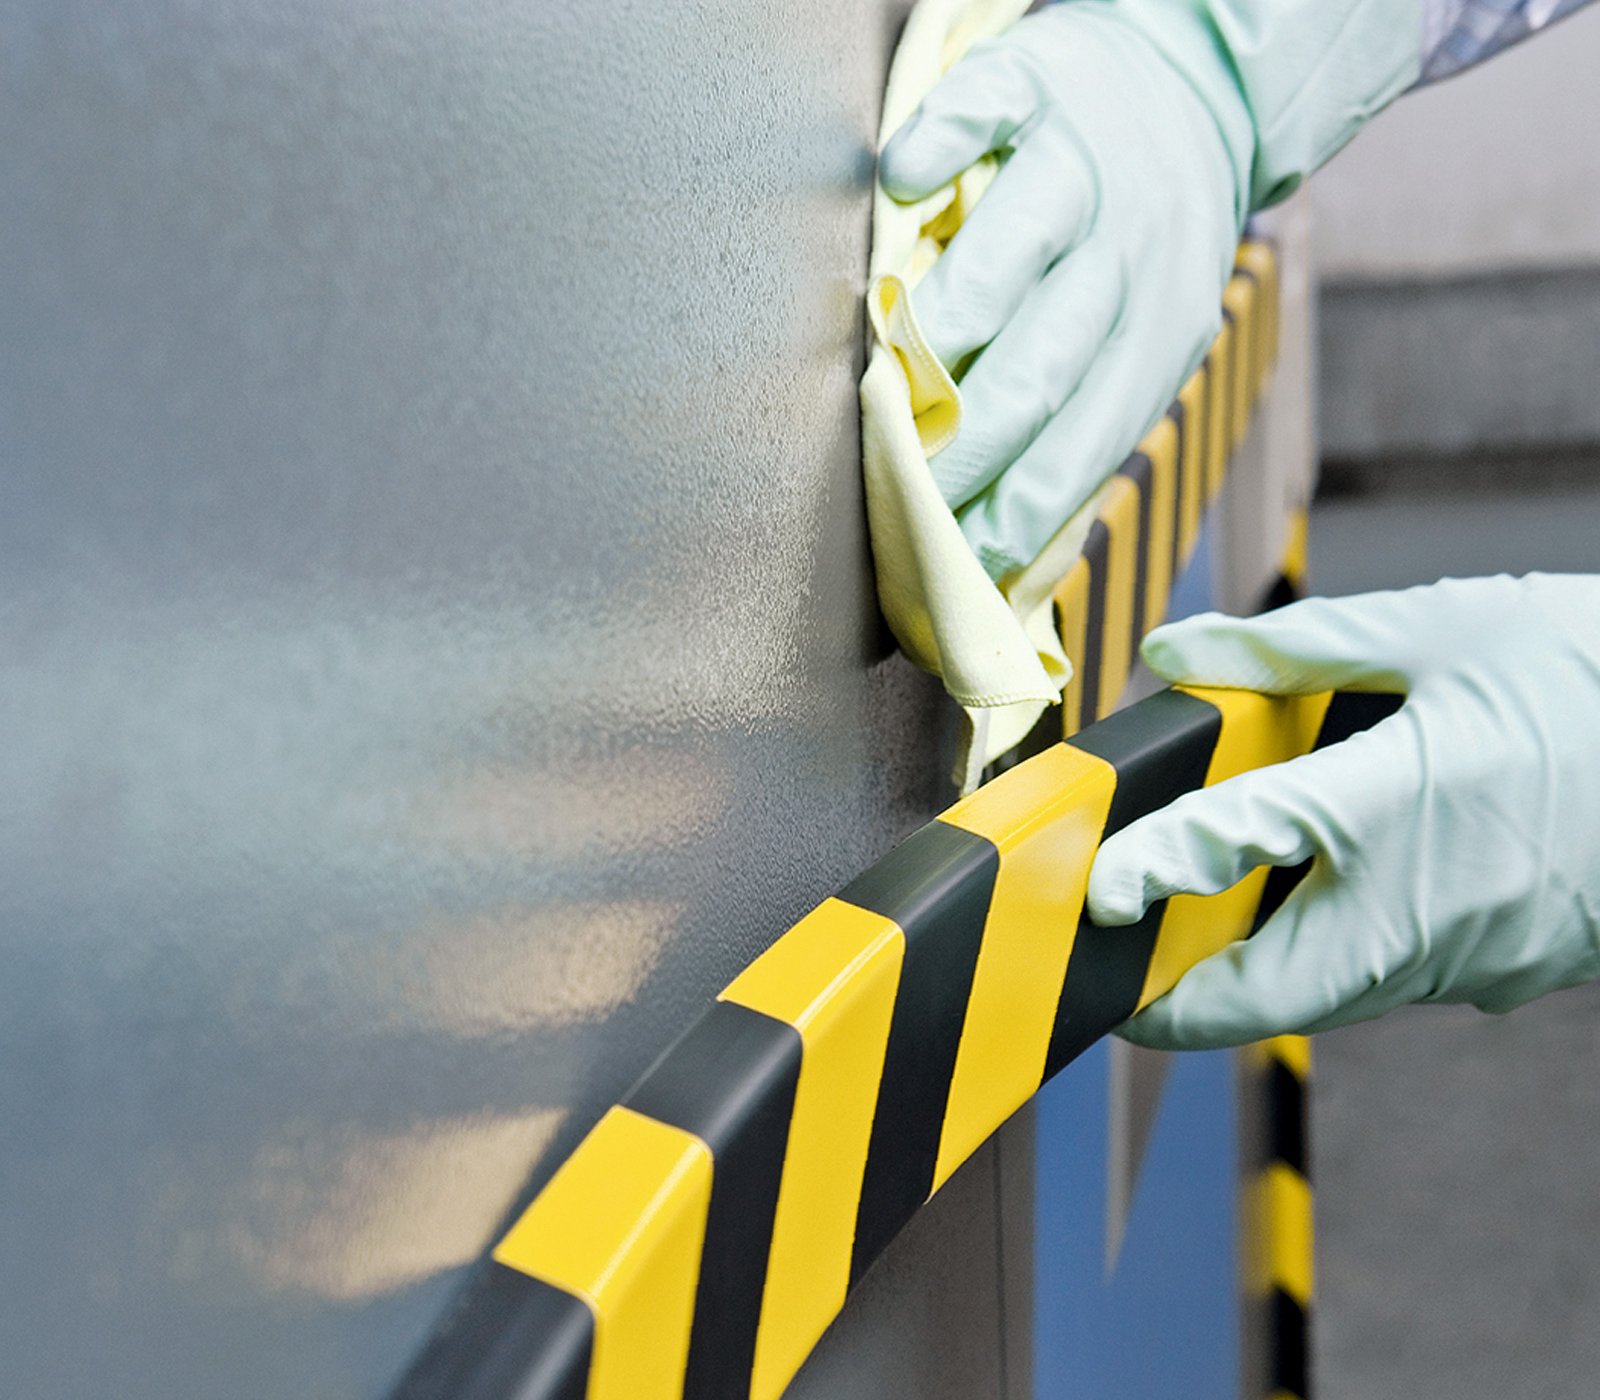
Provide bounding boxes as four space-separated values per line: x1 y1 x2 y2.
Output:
1087 574 1600 1048
880 0 1423 579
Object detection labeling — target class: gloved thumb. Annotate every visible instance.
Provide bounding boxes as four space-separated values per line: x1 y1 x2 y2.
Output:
879 48 1039 202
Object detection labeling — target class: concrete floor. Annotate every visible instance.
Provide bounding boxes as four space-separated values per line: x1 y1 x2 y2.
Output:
1308 466 1600 1399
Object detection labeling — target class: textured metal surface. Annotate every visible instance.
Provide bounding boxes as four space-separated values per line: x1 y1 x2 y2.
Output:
1319 269 1600 460
0 2 1028 1395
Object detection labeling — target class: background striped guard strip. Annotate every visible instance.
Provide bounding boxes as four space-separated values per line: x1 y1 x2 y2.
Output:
1244 1035 1315 1400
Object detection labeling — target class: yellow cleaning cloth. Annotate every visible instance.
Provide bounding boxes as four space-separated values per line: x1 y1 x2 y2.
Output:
862 0 1109 790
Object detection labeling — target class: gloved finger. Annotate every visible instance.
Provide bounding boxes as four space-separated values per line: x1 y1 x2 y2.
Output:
879 46 1043 202
929 239 1121 509
1086 717 1408 926
1137 588 1448 695
1117 871 1405 1049
954 330 1178 576
909 132 1096 369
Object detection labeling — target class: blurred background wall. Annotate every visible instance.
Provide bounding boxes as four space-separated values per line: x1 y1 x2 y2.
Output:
1313 2 1600 461
1306 10 1600 1397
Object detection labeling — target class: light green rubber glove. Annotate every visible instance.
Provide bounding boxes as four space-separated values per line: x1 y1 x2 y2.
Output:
879 0 1423 579
1088 574 1600 1049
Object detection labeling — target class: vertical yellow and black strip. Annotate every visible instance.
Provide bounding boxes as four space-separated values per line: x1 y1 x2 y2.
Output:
1240 532 1314 1400
1244 1034 1314 1400
1239 686 1405 1400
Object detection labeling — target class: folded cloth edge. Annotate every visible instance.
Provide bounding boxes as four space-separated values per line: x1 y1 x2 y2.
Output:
863 0 1060 791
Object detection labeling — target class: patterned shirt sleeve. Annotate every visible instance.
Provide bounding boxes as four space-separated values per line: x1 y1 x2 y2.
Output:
1420 0 1595 82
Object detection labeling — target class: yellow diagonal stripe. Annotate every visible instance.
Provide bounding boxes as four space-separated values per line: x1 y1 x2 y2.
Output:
721 899 904 1400
1267 1033 1311 1080
1236 240 1280 382
1224 274 1256 449
1138 415 1179 636
933 744 1118 1191
494 1106 711 1400
1249 1161 1313 1307
1176 369 1208 562
1280 508 1309 593
1096 473 1142 719
1206 322 1232 502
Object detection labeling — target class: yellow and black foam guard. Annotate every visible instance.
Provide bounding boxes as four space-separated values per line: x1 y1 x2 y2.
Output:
392 686 1402 1400
1242 1032 1314 1400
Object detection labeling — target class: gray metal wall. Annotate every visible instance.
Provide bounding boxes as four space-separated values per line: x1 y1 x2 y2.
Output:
1 3 1029 1395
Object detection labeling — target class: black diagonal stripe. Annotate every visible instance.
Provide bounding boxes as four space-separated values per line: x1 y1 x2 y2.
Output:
1014 703 1064 765
1258 571 1301 614
1078 519 1110 727
1317 689 1405 747
1253 857 1312 933
840 819 999 1284
1116 451 1154 655
622 1000 802 1399
1269 1286 1310 1399
1168 400 1189 579
1251 690 1407 934
391 1263 593 1400
1267 1060 1308 1179
1044 689 1224 1077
